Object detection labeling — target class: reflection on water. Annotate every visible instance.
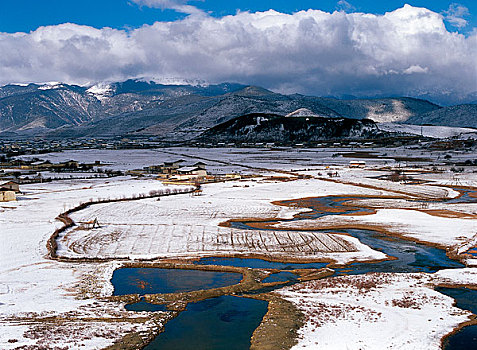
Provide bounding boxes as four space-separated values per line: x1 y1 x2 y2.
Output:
112 268 242 296
144 296 268 350
262 271 298 283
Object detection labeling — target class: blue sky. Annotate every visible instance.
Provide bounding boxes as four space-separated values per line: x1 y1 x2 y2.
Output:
0 0 475 33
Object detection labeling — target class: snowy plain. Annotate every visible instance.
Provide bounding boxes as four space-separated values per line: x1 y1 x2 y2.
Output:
2 147 477 349
0 178 172 349
278 273 472 350
61 177 389 264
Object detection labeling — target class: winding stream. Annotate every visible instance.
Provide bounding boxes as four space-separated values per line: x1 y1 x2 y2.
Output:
114 188 476 349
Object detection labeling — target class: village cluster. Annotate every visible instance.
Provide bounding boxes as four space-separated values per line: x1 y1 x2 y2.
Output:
0 157 224 202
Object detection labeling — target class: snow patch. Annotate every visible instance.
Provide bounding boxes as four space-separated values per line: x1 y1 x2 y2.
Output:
285 108 322 118
279 273 471 350
366 100 412 123
378 122 477 138
38 81 64 90
86 83 114 101
138 76 210 87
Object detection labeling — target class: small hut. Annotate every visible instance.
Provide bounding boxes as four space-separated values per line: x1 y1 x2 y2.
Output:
0 188 16 202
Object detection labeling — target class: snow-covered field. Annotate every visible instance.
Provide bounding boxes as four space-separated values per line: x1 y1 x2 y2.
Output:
274 207 477 248
1 155 477 349
0 178 172 349
60 178 389 264
18 146 477 173
278 273 472 350
378 122 477 138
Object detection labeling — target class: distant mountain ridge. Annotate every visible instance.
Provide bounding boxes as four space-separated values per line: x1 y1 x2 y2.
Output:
0 79 474 140
406 104 477 128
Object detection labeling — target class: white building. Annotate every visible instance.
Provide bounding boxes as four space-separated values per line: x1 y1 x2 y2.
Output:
170 162 208 180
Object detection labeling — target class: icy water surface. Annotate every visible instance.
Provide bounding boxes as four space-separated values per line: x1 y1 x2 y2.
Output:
111 268 242 295
144 296 268 350
436 287 477 350
195 257 328 270
444 188 477 204
335 228 464 274
262 271 299 283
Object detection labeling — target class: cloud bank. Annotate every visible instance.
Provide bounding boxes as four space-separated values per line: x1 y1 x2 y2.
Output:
0 5 476 103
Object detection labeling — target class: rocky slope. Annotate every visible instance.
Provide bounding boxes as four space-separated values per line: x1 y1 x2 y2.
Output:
198 113 383 144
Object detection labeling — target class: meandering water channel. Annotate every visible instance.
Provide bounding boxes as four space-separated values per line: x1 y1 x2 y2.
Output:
112 188 476 349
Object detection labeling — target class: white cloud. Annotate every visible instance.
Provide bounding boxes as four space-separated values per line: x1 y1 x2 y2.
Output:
403 65 429 74
0 5 475 103
336 0 356 13
131 0 203 15
443 3 470 28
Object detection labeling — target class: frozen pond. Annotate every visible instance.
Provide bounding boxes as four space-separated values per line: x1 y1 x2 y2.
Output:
112 268 242 295
144 296 268 350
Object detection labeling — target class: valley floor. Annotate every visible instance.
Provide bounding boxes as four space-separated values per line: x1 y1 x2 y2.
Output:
1 154 477 349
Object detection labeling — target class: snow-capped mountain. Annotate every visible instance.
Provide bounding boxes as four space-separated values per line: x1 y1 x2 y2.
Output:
0 79 473 140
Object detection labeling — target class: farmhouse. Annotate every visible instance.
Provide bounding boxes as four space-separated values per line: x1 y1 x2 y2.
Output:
0 187 16 201
170 162 208 180
162 160 185 174
0 181 20 193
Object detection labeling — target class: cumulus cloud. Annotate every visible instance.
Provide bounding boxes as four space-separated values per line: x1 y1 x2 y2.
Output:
443 3 470 28
0 5 475 103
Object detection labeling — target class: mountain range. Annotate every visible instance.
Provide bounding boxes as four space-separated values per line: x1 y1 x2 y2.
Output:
0 79 475 141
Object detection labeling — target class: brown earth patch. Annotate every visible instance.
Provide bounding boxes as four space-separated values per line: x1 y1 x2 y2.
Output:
104 261 332 308
423 209 477 219
341 209 378 216
339 151 431 162
187 252 338 265
249 293 305 350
